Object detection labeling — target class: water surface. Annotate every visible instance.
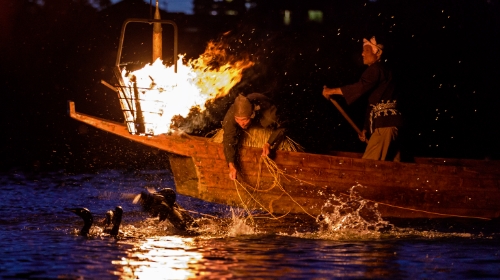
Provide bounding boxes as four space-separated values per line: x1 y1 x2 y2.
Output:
0 170 498 279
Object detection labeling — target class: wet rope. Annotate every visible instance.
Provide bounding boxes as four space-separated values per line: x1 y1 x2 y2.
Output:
233 179 256 225
322 185 492 220
361 200 491 220
184 209 218 219
233 173 280 220
235 156 491 220
233 156 316 220
261 156 316 219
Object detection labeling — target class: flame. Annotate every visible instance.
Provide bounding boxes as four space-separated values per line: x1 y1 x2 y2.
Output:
120 41 254 135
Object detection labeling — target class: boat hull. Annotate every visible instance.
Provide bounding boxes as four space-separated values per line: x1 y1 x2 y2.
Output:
69 101 500 220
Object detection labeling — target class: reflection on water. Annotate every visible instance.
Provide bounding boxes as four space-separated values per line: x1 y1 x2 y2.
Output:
0 170 499 279
115 237 202 279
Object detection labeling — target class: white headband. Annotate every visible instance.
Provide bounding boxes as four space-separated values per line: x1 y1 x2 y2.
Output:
363 36 383 56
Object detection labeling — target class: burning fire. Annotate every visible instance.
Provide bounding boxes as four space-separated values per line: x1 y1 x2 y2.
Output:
120 41 254 135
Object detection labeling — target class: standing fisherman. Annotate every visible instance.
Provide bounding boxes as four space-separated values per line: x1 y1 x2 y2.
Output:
323 37 403 161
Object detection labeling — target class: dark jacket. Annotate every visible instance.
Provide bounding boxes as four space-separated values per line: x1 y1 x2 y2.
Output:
222 93 285 164
340 61 403 133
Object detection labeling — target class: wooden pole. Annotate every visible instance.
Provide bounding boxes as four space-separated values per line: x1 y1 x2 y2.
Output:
152 0 162 62
328 97 369 144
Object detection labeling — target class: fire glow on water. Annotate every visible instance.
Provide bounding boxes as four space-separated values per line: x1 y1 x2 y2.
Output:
121 42 254 135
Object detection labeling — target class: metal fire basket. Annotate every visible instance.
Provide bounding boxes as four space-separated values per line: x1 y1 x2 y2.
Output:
113 18 178 135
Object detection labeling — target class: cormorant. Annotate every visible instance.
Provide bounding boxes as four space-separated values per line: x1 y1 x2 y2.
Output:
65 207 93 236
104 206 123 236
134 188 198 232
66 206 123 236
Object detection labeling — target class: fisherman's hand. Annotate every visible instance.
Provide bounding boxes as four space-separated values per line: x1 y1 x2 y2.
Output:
323 86 342 99
358 129 367 142
262 143 271 157
228 162 237 180
322 86 332 99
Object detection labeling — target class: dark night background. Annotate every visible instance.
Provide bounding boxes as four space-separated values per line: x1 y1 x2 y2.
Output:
1 0 499 173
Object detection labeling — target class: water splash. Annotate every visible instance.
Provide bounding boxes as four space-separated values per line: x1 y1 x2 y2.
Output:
76 207 259 239
316 184 393 239
227 208 257 237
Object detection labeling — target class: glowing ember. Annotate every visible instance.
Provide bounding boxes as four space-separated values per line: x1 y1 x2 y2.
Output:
121 41 254 135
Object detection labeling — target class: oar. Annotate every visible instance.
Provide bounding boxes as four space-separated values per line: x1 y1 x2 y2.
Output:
328 97 369 144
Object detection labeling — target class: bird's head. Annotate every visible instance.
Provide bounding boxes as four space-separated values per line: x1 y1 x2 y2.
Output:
158 188 177 207
66 207 94 236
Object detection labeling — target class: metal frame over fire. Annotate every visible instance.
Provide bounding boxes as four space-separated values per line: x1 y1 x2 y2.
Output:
100 18 178 136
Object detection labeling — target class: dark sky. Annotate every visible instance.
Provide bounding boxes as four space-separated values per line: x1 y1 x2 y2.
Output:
1 0 499 173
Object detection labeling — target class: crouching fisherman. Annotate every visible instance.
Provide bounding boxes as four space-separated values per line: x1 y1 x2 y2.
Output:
134 188 198 232
223 93 286 180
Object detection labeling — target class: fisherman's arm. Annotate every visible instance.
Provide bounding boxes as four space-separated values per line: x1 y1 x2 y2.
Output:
323 65 380 104
223 138 238 180
222 110 240 180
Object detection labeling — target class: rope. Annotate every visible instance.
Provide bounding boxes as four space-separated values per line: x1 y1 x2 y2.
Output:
233 179 256 225
233 177 279 220
261 156 316 219
184 209 218 219
362 200 491 220
232 156 316 220
326 187 491 220
234 156 492 221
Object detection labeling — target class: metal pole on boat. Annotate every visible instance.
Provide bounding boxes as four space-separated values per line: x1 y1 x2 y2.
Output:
152 0 162 63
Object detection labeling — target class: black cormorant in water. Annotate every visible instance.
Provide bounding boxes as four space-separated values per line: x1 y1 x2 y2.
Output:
135 188 198 232
66 207 93 236
104 206 123 236
66 206 123 236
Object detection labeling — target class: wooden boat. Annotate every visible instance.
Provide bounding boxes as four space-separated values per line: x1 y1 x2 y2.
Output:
69 16 500 222
68 101 500 220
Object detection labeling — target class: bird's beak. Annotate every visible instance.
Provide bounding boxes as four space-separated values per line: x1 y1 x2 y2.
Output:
132 193 142 204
